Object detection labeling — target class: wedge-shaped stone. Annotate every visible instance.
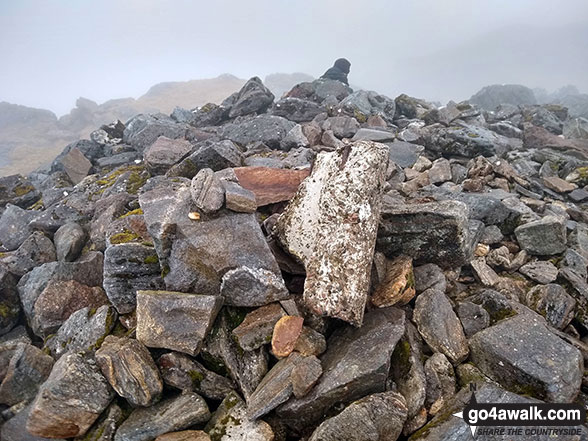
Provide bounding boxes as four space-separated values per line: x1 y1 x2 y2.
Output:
114 392 210 441
136 290 222 356
232 303 286 351
277 307 405 426
275 141 389 325
96 335 163 407
27 352 115 439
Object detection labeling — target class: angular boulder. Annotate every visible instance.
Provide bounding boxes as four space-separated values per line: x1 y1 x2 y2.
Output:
275 141 389 325
136 290 222 356
143 136 192 175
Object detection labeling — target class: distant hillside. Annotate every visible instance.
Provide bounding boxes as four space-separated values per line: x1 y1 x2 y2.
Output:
0 72 318 176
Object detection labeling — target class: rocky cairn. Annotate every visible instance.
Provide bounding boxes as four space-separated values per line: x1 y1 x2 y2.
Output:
1 79 588 440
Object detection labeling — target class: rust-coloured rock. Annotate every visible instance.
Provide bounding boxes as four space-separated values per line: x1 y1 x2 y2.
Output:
233 166 310 207
155 431 211 441
272 315 304 358
371 255 415 307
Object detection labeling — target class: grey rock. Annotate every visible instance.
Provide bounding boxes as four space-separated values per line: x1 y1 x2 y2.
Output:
157 351 235 400
103 243 164 314
559 267 588 329
222 114 296 150
59 147 93 184
143 136 192 175
53 222 86 261
480 224 504 244
73 402 124 441
286 78 351 103
390 321 426 424
413 263 447 294
190 103 229 128
114 392 210 441
228 77 274 118
309 391 407 441
519 260 558 283
190 168 225 213
0 231 56 277
0 174 40 209
206 391 274 441
44 305 117 359
413 289 469 364
428 158 452 184
275 141 389 325
136 290 222 356
26 352 115 439
514 215 567 255
167 140 243 178
294 326 327 357
277 308 405 426
524 284 576 330
321 116 360 138
467 289 517 325
470 257 500 287
0 204 34 251
271 97 324 122
352 128 395 142
424 353 456 415
457 301 490 337
123 113 188 152
220 266 290 307
16 251 104 325
139 178 286 298
201 309 268 401
469 313 583 402
96 335 163 407
562 248 587 279
96 152 140 169
387 140 424 168
0 343 54 406
337 90 396 123
377 201 481 269
247 352 302 420
290 355 322 398
223 181 257 213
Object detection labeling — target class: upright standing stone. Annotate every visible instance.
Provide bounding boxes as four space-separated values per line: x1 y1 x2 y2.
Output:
275 141 389 325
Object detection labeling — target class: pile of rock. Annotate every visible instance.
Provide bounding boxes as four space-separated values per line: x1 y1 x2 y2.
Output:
1 75 588 441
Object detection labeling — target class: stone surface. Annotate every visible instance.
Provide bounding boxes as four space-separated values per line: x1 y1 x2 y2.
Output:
272 315 304 358
372 255 415 307
514 215 567 255
1 404 67 441
308 391 407 441
519 260 559 284
0 269 20 336
228 76 275 118
276 141 389 325
424 353 456 415
413 289 469 364
221 114 296 150
167 140 243 178
139 177 288 304
0 203 34 251
291 354 322 398
294 326 327 357
428 158 452 184
233 166 310 207
190 168 225 213
44 304 117 359
524 284 576 329
206 391 274 441
0 231 56 277
277 308 405 426
114 392 210 441
60 147 93 184
27 352 115 438
0 343 54 406
155 431 211 441
232 303 286 351
377 201 481 269
413 263 447 294
223 180 257 213
157 351 235 400
543 176 577 193
53 222 86 261
136 290 222 356
143 136 192 175
73 402 125 441
32 279 108 337
96 335 163 407
469 313 583 402
456 301 490 337
0 174 40 208
103 243 165 314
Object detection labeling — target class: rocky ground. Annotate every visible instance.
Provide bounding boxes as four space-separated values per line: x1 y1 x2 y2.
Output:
1 76 588 440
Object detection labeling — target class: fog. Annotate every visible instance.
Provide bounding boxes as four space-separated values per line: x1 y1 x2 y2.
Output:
1 0 587 115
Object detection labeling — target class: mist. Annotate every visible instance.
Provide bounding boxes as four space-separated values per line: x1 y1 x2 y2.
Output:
1 0 587 115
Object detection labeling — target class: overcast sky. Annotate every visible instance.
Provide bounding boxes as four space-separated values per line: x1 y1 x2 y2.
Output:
1 0 587 115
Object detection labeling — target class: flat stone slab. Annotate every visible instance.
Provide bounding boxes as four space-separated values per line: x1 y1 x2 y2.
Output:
233 166 310 207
